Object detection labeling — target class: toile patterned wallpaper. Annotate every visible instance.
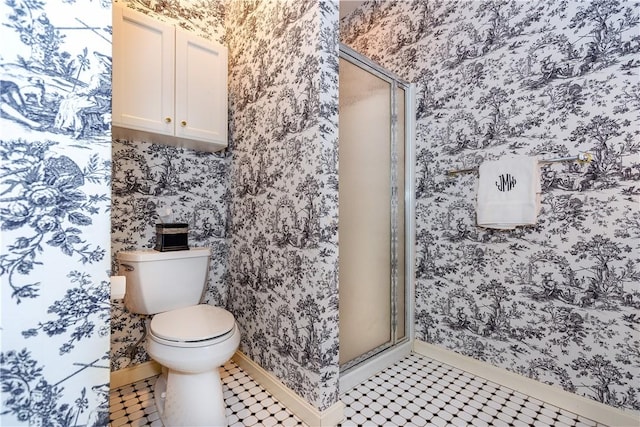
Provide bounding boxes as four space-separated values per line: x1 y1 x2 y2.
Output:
113 0 226 43
342 0 640 413
110 139 230 369
225 0 340 412
0 0 112 425
7 0 635 423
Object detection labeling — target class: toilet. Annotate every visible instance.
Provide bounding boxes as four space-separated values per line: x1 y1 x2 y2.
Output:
117 247 240 427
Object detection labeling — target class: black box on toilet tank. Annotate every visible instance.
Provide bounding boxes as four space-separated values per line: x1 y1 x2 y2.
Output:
155 223 189 251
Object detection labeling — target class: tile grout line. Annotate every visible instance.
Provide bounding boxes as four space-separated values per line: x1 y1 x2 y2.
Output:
110 353 605 427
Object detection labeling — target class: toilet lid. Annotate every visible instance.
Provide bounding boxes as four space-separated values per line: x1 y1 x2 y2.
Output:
150 305 235 343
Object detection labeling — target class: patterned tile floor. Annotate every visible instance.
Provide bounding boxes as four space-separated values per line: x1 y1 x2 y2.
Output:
110 353 606 427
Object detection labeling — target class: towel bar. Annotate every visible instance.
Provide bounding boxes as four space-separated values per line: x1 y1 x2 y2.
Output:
446 152 594 176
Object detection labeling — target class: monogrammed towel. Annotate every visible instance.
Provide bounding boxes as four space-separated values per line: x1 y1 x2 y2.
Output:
476 155 541 230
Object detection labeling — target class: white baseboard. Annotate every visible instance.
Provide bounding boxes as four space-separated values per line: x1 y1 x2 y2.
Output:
232 351 344 427
110 360 162 389
110 343 637 427
108 354 344 426
413 340 640 427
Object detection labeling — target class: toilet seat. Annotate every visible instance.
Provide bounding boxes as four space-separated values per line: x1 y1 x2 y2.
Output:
150 304 235 347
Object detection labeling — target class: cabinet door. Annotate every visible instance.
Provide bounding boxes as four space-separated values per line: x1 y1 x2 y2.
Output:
112 4 174 135
174 29 228 144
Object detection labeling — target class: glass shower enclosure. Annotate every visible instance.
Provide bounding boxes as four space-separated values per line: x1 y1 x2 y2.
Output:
338 44 415 390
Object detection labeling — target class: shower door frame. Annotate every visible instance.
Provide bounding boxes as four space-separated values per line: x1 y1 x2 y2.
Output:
338 43 416 393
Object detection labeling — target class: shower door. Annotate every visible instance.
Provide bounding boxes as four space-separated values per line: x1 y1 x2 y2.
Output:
338 44 413 373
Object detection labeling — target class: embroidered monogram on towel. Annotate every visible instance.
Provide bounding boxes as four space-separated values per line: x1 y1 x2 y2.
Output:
476 156 541 229
496 174 517 192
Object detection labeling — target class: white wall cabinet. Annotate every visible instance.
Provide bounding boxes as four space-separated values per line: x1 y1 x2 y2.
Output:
112 3 228 152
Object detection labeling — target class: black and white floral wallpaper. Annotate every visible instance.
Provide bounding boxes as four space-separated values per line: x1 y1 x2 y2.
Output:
6 0 635 423
1 0 112 425
342 0 639 413
225 0 340 412
110 139 230 369
114 0 226 43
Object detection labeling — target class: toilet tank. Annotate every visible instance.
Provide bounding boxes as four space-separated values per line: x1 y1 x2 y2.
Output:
117 247 211 315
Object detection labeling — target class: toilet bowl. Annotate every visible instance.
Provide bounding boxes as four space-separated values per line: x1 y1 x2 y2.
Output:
147 304 240 427
116 248 240 427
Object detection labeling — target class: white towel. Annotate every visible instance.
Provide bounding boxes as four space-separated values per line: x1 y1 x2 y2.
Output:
476 155 541 230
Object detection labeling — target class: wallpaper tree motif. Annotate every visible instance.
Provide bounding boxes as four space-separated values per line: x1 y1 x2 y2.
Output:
342 0 639 412
110 139 230 370
226 0 340 412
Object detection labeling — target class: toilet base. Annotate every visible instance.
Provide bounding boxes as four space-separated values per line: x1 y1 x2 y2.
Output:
154 368 227 426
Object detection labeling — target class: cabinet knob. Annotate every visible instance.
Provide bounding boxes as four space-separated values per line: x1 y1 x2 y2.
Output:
165 117 172 123
181 120 187 127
